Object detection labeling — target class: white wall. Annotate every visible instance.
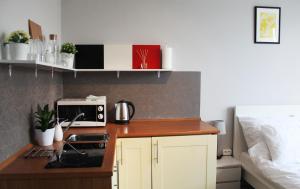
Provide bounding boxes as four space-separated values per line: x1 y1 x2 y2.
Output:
0 0 61 42
63 0 300 149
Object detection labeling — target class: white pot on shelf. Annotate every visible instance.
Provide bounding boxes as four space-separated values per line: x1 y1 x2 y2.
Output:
60 53 74 68
35 127 55 146
7 43 29 60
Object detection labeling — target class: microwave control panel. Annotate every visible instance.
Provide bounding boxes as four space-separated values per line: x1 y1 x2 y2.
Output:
97 105 105 122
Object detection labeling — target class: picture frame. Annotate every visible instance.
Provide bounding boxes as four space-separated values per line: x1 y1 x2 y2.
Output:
255 6 281 44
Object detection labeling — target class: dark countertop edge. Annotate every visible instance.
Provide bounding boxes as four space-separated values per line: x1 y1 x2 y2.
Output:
0 172 113 180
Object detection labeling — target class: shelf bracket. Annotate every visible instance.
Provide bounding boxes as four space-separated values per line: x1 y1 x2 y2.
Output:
51 67 54 79
157 71 161 78
8 64 12 77
117 71 120 79
35 64 38 78
74 71 77 78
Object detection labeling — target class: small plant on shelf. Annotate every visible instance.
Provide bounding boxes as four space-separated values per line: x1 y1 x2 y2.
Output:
34 104 56 146
61 42 77 54
60 42 77 68
3 30 31 60
5 30 30 44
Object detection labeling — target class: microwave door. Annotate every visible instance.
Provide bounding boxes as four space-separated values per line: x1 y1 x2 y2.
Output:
58 105 97 126
80 105 97 121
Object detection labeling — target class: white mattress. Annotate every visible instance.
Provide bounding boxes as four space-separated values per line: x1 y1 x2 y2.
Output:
241 152 300 189
234 106 300 189
240 152 280 189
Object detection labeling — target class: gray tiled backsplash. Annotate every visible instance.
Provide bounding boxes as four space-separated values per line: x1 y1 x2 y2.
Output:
0 66 63 162
0 69 200 162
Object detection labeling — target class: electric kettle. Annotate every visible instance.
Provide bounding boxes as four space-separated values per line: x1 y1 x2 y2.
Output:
115 100 135 124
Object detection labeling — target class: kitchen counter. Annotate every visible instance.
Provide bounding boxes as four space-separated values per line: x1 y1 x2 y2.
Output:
116 118 219 138
0 119 218 181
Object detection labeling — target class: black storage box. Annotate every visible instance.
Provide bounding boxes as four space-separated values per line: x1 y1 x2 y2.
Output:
75 44 104 69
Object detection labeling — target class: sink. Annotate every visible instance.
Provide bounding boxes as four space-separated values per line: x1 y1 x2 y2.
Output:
46 142 106 168
66 133 109 142
49 143 105 168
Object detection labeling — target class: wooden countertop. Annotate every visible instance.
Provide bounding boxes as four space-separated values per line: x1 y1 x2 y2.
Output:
0 126 117 179
115 118 219 138
0 118 218 179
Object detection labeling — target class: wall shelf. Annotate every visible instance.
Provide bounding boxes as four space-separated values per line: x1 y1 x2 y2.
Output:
75 69 171 72
0 60 74 78
76 69 172 78
0 60 75 71
0 60 171 78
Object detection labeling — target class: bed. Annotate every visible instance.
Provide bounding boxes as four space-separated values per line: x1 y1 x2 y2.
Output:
233 105 300 189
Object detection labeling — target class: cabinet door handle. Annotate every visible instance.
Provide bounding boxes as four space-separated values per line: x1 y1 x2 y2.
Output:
153 141 159 164
156 141 159 163
120 141 123 165
116 160 120 189
116 144 121 164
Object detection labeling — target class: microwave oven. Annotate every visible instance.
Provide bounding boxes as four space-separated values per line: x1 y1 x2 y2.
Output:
57 97 106 127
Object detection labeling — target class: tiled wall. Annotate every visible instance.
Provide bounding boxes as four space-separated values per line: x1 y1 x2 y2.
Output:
63 72 200 121
0 70 200 162
0 66 63 162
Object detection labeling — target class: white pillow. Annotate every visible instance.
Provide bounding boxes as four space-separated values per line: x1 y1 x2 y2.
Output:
238 117 271 160
261 120 300 164
238 117 265 148
238 116 300 161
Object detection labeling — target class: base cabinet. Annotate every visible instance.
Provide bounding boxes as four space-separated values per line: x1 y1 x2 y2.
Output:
116 138 152 189
114 135 217 189
152 135 217 189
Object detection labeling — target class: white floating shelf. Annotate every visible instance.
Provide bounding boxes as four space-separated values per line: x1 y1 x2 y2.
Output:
75 69 171 72
0 60 75 72
0 59 172 78
74 69 171 78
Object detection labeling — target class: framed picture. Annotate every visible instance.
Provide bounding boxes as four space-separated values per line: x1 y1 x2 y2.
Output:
255 6 281 44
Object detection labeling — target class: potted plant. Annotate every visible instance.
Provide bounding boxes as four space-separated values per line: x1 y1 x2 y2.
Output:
60 42 77 68
34 104 56 146
4 30 30 60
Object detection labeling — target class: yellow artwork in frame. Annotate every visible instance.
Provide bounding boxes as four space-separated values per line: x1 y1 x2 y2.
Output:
255 6 281 44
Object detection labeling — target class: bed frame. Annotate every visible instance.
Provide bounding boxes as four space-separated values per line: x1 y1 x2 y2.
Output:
233 105 300 189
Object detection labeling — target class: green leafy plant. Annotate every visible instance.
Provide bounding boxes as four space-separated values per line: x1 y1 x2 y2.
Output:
34 104 56 132
61 42 77 54
5 30 30 44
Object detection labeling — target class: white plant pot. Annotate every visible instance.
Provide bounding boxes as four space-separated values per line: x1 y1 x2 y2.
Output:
61 53 74 68
35 128 55 146
7 43 29 60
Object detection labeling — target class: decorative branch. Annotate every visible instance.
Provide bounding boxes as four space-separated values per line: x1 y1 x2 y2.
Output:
136 49 149 69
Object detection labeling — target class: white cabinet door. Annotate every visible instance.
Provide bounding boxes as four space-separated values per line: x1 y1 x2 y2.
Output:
116 138 152 189
152 135 217 189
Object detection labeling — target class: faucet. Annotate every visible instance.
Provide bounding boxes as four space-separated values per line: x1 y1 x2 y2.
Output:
55 113 86 162
64 112 85 132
